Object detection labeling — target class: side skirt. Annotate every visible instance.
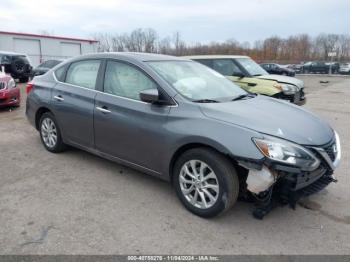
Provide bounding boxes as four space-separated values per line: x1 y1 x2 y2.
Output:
65 140 169 181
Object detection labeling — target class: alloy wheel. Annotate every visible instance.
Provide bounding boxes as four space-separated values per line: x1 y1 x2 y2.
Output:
41 118 58 148
179 160 219 209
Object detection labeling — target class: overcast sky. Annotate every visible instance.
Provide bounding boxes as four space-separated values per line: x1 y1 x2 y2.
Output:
0 0 349 43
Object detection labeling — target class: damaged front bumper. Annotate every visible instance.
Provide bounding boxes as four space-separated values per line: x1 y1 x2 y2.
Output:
239 135 341 219
273 88 306 105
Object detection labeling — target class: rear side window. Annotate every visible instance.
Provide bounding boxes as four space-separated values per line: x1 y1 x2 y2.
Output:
55 65 67 82
66 60 101 89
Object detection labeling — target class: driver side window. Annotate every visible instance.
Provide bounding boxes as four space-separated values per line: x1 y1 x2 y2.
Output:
104 61 158 101
212 59 243 77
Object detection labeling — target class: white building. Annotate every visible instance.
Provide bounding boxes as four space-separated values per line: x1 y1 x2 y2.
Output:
0 31 98 67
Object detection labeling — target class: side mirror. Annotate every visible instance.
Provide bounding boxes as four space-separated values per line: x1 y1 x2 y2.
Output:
233 72 245 79
140 89 160 104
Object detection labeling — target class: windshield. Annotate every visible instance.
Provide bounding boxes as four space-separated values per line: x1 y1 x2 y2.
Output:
235 58 268 76
39 60 61 68
14 55 30 63
148 61 246 101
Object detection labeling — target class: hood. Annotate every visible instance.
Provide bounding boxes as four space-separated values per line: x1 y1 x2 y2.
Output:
257 74 304 88
200 96 333 146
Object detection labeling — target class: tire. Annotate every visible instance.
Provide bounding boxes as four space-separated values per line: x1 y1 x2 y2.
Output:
173 148 239 218
10 58 26 75
39 112 67 153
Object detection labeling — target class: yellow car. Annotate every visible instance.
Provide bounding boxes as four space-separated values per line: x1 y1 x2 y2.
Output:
185 55 306 105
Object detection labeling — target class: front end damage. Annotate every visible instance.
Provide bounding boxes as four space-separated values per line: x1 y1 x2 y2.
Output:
238 133 341 219
272 87 306 105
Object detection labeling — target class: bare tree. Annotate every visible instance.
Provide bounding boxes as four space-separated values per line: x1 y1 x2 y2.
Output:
173 31 186 56
92 28 350 63
315 33 339 60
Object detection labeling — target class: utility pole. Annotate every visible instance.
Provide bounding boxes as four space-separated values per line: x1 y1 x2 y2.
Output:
328 49 337 75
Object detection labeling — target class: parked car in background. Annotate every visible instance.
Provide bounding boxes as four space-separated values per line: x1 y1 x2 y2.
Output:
260 63 296 76
326 62 340 73
287 64 302 73
302 61 339 74
0 67 20 107
32 59 64 77
339 63 350 74
185 55 305 105
26 53 341 219
0 51 33 82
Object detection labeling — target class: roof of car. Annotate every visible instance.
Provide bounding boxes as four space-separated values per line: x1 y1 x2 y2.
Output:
0 51 26 56
72 52 189 62
182 55 250 59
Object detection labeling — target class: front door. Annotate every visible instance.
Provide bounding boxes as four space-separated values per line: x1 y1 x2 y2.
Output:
94 60 170 172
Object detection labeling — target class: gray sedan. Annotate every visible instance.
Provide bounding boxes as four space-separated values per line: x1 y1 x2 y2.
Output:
26 53 341 219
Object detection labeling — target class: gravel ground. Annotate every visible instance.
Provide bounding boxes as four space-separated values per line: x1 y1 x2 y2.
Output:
0 76 349 255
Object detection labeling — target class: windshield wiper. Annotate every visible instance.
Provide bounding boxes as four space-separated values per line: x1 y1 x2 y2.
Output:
192 99 219 103
232 94 255 101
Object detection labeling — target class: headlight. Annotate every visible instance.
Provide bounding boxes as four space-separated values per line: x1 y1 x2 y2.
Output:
280 84 298 95
333 131 341 168
7 78 16 89
253 136 320 171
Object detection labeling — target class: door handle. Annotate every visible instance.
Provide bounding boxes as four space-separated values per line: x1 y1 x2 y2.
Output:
54 95 64 101
96 106 111 114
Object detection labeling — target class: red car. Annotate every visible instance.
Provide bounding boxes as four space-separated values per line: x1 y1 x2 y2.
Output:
0 73 20 107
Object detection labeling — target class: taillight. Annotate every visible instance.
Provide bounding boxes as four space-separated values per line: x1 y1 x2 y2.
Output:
26 82 34 94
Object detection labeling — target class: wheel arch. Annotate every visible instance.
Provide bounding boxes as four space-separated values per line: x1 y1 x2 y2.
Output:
168 142 244 184
35 107 52 130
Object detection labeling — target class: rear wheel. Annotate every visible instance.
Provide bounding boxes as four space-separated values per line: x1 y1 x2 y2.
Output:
39 112 67 153
173 148 239 218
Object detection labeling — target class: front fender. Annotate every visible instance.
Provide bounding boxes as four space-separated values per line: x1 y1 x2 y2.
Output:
226 76 281 96
162 104 265 177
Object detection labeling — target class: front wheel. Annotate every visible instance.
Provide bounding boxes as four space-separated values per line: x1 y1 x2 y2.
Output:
173 148 239 218
39 112 67 153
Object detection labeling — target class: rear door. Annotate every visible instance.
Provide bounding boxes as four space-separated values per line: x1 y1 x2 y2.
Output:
51 59 102 148
94 60 171 172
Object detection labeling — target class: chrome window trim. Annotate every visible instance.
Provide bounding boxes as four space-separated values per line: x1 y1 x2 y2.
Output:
53 70 178 107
